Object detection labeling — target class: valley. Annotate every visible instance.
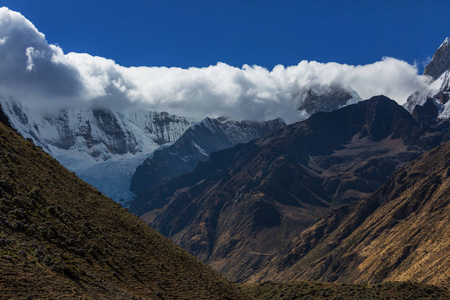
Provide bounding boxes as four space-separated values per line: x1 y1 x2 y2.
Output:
1 5 450 299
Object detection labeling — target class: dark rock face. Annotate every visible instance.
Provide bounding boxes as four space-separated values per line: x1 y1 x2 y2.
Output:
146 112 192 145
0 103 11 128
424 38 450 79
130 117 286 195
297 85 361 115
412 97 440 125
92 109 138 155
130 96 446 282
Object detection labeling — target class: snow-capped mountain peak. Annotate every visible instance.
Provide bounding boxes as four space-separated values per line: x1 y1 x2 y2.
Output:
296 84 362 115
406 38 450 121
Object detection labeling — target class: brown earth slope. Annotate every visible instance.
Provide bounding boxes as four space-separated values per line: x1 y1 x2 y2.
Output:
251 142 450 288
0 121 247 299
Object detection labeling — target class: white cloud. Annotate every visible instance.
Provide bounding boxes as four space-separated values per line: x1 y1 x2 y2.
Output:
0 7 432 123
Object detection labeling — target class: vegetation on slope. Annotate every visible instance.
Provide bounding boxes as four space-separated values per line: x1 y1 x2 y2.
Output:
0 121 246 299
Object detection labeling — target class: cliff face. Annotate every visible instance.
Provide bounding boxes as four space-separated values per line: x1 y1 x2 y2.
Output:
1 99 194 158
296 84 361 115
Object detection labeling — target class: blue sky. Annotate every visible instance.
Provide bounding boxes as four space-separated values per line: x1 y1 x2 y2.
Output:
1 0 449 70
0 1 444 122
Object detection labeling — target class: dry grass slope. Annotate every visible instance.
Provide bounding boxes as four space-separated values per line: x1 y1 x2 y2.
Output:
0 122 247 299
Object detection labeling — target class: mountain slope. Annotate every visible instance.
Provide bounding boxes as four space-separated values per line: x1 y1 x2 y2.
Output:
130 96 446 282
251 142 450 287
131 117 286 194
0 99 195 203
0 120 246 299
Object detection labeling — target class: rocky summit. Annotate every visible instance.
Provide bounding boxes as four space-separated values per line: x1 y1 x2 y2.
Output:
406 38 450 123
424 37 450 80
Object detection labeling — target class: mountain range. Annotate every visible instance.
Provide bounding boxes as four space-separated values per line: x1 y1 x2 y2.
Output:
1 10 450 297
1 100 449 299
126 38 450 285
4 40 448 209
130 95 449 281
0 99 290 205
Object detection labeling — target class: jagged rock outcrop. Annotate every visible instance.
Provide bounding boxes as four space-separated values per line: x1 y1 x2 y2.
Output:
0 103 11 128
412 97 440 125
424 37 450 79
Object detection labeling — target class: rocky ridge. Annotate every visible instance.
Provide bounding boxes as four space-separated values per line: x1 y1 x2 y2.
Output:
424 37 450 80
131 117 286 195
296 84 361 115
